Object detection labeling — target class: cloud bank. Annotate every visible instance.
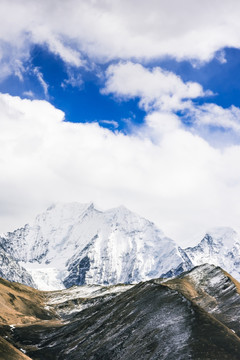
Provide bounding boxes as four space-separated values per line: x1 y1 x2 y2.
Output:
1 92 240 245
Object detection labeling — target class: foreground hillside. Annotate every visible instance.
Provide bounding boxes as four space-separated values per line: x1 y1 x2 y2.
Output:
0 264 240 359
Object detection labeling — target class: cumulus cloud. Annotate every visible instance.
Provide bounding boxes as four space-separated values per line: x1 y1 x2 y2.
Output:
1 0 240 79
102 62 206 112
1 92 240 245
101 61 240 144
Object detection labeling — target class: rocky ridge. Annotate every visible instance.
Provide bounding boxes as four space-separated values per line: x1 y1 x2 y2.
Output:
0 264 240 359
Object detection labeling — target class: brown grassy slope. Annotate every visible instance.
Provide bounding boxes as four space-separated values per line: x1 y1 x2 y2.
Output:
222 270 240 293
161 277 217 306
0 277 58 325
0 336 31 360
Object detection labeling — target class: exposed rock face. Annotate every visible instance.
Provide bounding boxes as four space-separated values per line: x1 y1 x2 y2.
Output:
0 264 240 359
0 202 185 290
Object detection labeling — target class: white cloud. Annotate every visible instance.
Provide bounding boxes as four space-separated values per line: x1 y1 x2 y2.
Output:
1 93 240 246
99 120 119 129
102 62 206 112
23 90 35 98
40 35 83 67
191 104 240 132
0 40 30 81
101 62 240 144
1 0 240 77
61 67 83 89
32 67 49 98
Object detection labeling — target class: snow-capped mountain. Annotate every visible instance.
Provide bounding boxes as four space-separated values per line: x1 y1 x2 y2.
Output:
2 202 240 291
0 202 186 290
183 227 240 281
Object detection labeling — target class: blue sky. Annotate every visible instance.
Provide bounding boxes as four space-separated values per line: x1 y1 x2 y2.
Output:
0 44 147 131
2 0 240 245
2 44 240 133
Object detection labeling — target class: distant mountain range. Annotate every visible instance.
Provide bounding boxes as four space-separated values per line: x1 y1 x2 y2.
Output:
1 202 240 290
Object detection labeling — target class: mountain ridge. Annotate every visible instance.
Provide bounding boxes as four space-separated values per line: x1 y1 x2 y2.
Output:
1 264 240 359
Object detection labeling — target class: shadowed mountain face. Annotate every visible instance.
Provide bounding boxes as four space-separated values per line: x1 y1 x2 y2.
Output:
0 264 240 359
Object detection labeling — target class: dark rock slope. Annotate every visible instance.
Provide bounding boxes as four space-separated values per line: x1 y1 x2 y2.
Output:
0 264 240 359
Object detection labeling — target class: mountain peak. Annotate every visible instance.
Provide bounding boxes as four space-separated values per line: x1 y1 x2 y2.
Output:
46 201 95 213
0 202 184 290
183 226 240 281
106 204 133 214
203 227 239 247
